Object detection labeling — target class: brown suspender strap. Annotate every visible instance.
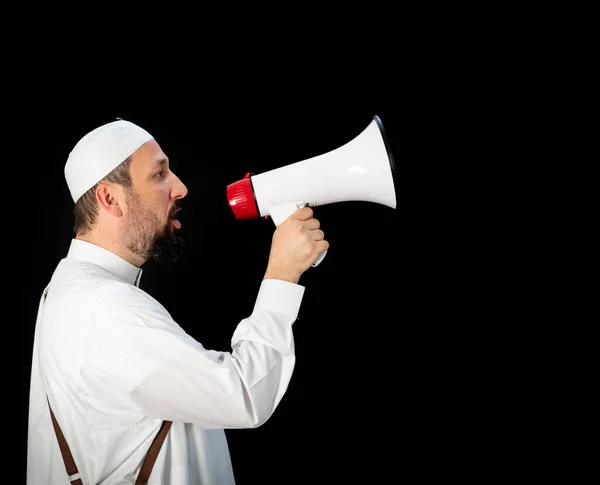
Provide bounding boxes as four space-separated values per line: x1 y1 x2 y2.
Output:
48 400 83 485
47 399 172 485
136 419 172 485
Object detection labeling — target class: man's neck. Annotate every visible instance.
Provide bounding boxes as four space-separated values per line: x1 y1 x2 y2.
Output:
76 233 145 268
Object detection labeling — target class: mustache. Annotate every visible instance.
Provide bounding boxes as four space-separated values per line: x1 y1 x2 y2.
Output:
169 199 184 219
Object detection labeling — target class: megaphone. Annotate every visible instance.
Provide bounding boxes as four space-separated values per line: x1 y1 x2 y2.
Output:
226 114 398 266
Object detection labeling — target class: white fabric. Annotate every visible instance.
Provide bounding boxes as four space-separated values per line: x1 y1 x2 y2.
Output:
27 239 303 484
64 119 154 203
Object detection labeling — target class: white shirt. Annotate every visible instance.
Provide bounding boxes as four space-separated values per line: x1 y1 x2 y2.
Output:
27 239 303 484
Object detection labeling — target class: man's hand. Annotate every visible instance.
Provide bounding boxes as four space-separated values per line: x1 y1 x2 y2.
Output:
264 207 329 284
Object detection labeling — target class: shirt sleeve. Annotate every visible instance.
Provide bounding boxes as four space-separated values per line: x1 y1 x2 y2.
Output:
80 278 304 429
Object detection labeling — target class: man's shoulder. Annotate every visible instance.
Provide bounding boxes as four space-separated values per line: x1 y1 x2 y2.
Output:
48 259 149 308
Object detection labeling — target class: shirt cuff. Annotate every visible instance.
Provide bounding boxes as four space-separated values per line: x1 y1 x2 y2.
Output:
253 279 305 319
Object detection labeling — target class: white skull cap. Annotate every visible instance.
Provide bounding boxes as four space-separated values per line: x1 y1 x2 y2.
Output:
64 118 154 203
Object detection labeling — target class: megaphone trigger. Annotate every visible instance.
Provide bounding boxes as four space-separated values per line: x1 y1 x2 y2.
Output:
267 202 308 227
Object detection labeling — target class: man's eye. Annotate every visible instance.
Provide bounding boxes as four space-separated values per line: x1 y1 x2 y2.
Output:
155 170 164 179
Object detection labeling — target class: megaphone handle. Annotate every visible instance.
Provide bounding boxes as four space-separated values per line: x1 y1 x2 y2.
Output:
312 249 327 267
268 202 327 268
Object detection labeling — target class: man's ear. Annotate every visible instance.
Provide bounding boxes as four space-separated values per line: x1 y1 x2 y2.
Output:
96 183 124 217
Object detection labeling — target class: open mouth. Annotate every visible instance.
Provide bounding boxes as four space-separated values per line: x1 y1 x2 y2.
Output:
170 208 182 229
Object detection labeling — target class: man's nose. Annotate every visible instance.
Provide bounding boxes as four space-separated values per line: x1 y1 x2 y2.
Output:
171 172 188 199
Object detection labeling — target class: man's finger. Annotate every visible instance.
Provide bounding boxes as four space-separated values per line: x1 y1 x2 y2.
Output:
294 206 314 220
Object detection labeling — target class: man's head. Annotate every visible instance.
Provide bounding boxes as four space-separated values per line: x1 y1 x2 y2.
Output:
65 119 188 265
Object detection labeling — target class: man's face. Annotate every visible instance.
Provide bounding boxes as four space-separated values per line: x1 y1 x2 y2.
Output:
121 140 188 263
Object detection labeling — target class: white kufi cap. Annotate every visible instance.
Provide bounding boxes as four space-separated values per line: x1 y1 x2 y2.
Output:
65 119 154 203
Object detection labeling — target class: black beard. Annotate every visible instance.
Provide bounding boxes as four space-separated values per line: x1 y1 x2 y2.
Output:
148 228 185 263
148 199 185 263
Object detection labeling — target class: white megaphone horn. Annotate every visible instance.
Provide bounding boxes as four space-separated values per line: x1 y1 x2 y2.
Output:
226 114 398 267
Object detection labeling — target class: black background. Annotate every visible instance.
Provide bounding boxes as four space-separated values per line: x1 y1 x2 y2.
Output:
6 9 559 481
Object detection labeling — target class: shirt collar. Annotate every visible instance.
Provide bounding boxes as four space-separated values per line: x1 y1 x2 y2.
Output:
66 239 143 287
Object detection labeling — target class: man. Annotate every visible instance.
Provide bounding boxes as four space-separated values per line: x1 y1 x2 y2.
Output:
27 118 328 484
